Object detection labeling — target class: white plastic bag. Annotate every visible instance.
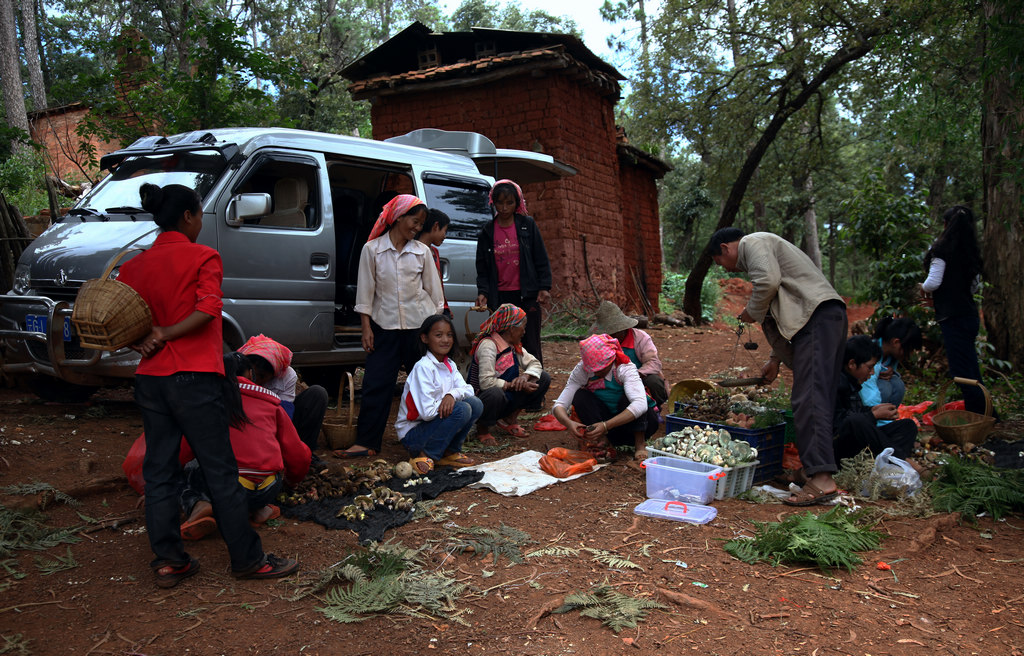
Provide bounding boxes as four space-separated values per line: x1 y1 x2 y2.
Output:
862 447 921 498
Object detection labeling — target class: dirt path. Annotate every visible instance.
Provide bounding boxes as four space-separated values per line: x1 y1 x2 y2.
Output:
1 285 1021 655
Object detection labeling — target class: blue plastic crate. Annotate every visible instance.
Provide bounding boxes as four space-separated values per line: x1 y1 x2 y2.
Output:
664 414 785 484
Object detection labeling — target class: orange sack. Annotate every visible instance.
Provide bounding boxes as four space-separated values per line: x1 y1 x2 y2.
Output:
539 448 598 478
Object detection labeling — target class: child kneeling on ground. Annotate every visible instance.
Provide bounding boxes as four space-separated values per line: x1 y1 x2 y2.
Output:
396 315 483 475
834 336 919 465
180 352 312 540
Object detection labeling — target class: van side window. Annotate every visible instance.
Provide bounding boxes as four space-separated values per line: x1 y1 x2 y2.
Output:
234 159 320 229
422 175 492 240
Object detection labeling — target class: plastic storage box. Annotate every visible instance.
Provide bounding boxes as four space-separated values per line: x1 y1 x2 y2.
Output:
641 456 723 505
664 415 785 484
634 499 717 524
647 446 758 499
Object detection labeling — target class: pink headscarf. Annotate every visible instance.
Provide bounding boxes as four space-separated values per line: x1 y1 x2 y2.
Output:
579 334 630 374
488 179 528 216
238 334 292 377
366 194 425 242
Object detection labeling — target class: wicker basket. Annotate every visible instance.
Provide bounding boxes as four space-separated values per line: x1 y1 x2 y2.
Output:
71 250 151 351
932 377 997 447
322 371 357 450
464 305 490 342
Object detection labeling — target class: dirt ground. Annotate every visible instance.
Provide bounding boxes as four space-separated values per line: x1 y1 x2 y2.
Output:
2 282 1023 655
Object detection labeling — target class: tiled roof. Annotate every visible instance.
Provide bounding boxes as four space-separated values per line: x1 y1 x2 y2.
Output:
348 45 621 100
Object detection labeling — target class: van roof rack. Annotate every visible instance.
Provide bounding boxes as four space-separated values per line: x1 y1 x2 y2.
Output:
99 131 240 172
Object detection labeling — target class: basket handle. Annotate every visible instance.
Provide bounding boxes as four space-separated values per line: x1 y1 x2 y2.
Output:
100 248 145 281
464 305 489 341
336 371 355 426
937 377 993 418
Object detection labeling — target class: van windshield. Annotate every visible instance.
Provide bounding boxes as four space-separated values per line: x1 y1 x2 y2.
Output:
76 149 227 216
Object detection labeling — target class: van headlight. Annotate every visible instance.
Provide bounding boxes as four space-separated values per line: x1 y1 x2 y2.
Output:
12 263 31 294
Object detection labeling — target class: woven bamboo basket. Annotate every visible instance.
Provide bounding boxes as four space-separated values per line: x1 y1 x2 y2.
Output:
932 377 997 447
322 371 356 450
71 250 151 351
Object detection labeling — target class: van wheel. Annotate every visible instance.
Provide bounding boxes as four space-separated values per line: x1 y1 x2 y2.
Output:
24 375 98 403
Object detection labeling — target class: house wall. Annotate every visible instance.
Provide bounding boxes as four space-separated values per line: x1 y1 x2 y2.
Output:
369 71 659 312
618 162 664 313
29 107 113 184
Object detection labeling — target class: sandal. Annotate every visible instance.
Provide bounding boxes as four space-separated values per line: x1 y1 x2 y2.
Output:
437 452 475 468
155 556 200 588
477 433 498 446
783 480 838 507
496 420 529 438
250 504 281 527
333 447 377 459
180 516 217 541
410 456 434 475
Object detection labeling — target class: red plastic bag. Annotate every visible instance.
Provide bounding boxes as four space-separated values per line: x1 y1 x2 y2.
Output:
121 433 191 495
533 414 567 431
921 400 964 426
782 443 803 471
539 448 597 478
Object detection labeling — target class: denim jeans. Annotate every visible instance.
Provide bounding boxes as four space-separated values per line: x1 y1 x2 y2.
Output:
401 395 484 460
180 459 282 517
135 373 264 572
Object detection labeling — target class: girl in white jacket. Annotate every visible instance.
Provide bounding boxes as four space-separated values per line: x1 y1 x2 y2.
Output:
396 315 484 474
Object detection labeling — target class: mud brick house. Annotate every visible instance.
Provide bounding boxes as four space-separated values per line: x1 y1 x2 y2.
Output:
344 23 670 313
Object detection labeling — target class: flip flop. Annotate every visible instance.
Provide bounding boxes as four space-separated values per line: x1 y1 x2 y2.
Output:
437 452 475 468
782 480 838 507
333 447 377 459
250 504 281 527
496 420 529 438
181 516 217 541
477 433 498 446
410 456 434 475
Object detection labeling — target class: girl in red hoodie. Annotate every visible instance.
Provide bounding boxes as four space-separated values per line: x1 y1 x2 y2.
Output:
179 353 311 539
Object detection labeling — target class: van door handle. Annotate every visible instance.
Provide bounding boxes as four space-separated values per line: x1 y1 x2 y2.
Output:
310 252 330 278
439 258 449 281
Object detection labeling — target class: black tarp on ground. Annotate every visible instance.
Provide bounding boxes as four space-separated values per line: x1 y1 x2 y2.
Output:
280 467 484 543
982 437 1024 469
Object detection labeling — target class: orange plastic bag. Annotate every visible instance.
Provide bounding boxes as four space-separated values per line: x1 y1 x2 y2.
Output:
533 414 567 431
782 443 803 471
539 448 598 478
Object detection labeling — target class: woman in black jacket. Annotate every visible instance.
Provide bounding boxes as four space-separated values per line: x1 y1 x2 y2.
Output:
475 179 552 372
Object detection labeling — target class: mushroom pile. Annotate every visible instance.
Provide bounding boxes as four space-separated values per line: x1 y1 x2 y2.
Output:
648 425 758 468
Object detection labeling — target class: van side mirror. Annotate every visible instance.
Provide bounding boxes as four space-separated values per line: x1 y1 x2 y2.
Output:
226 193 272 227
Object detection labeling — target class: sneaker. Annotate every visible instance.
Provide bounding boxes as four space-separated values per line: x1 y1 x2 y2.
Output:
233 553 300 580
154 556 200 588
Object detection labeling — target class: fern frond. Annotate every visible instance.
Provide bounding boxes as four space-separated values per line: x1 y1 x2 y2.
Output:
525 546 579 558
583 548 644 571
555 583 665 633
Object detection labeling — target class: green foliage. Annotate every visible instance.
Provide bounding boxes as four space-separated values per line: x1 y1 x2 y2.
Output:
315 540 469 624
583 547 643 571
446 523 532 565
34 546 78 576
0 506 83 558
449 0 580 34
0 633 31 655
840 173 933 315
723 506 883 572
2 482 78 507
662 269 720 322
554 582 666 634
525 545 580 558
929 458 1024 521
0 149 48 218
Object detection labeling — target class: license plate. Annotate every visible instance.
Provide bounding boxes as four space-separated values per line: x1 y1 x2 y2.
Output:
25 314 72 342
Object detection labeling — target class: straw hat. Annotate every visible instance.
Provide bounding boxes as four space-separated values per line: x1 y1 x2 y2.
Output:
592 300 638 335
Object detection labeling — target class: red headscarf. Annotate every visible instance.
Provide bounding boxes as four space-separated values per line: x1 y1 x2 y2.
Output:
488 179 527 216
579 334 630 374
238 334 292 377
470 303 527 356
366 194 425 242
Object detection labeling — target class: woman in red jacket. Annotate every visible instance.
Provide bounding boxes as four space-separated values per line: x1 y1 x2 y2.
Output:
179 353 311 539
118 183 298 587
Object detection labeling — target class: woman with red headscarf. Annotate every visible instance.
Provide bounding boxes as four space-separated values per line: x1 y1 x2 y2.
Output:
469 303 551 445
335 195 445 458
475 180 551 409
551 334 660 461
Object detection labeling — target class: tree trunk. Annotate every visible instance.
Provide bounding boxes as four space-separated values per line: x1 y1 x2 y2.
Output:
980 0 1024 371
0 0 30 152
18 0 45 111
802 173 822 268
681 27 884 321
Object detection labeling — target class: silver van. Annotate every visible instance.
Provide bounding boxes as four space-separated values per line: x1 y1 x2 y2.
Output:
0 127 572 400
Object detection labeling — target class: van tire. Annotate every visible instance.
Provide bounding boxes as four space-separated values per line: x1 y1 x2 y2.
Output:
24 375 98 403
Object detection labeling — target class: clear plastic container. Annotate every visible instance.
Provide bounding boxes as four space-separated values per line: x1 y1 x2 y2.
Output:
641 456 723 505
633 499 717 524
